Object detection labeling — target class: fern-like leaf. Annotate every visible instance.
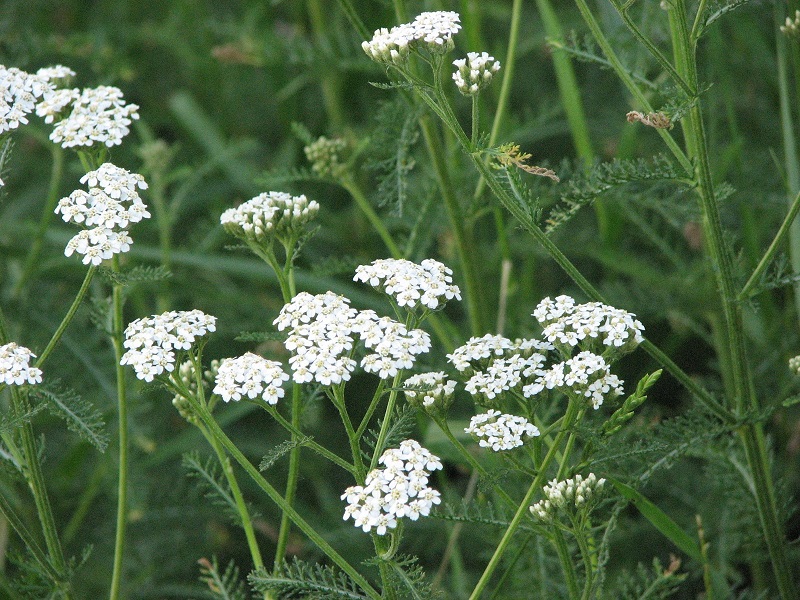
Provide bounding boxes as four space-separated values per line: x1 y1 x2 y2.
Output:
610 556 686 600
198 556 248 600
182 452 250 524
234 330 285 343
362 404 417 459
259 436 313 472
99 265 171 286
249 559 367 599
385 555 439 600
0 401 46 436
435 498 512 529
31 382 108 452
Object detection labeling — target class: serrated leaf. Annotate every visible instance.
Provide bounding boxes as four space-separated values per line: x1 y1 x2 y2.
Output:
99 265 171 286
198 556 248 600
31 383 108 452
0 401 46 436
259 435 312 472
249 559 367 599
182 452 241 523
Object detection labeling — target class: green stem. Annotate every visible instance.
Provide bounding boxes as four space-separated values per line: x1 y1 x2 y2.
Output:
307 0 347 130
355 381 386 440
468 398 582 599
368 372 403 471
340 176 402 258
666 2 797 597
739 188 800 299
185 394 382 600
14 144 65 296
274 383 301 568
553 527 580 599
331 386 366 481
35 267 98 368
109 256 128 600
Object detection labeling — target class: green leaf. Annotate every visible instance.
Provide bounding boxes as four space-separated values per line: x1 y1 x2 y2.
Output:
609 478 702 562
197 556 248 600
249 559 367 599
31 383 109 452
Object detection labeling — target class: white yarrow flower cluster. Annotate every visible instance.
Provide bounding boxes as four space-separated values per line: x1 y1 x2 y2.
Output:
0 342 43 386
354 258 461 311
534 295 644 355
523 351 622 408
120 310 217 382
465 353 548 401
1 65 73 134
304 136 348 178
220 191 319 244
447 334 551 373
362 11 461 64
353 311 431 379
275 292 359 385
465 410 539 451
213 352 289 404
341 440 442 535
56 163 150 265
40 85 139 148
453 52 500 96
403 371 456 410
782 10 800 36
530 473 605 521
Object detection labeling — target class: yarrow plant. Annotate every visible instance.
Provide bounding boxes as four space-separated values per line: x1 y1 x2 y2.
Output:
465 410 539 451
354 258 461 313
0 342 43 386
452 52 501 96
341 440 442 535
361 11 461 64
213 352 289 404
56 163 150 265
0 65 73 135
529 473 606 521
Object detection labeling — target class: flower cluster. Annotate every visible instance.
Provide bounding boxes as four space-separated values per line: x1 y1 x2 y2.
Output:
38 85 139 148
403 371 456 411
782 10 800 37
341 440 442 535
304 136 348 178
447 334 551 373
220 191 319 245
353 312 431 379
465 410 539 451
530 473 605 521
354 258 461 311
1 65 73 135
523 351 623 408
453 52 501 96
120 310 217 382
213 352 289 404
275 292 358 385
0 342 43 386
790 355 800 376
361 11 461 64
465 353 547 402
56 163 150 265
533 295 644 356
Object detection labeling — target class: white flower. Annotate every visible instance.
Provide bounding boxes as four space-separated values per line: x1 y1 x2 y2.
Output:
0 342 43 386
43 85 139 148
465 410 539 451
533 295 644 355
120 310 216 382
213 352 289 404
341 440 442 535
790 355 800 375
353 311 431 379
56 163 149 265
523 351 622 408
530 473 605 520
403 371 456 410
1 65 73 134
220 191 319 244
453 52 500 96
362 11 461 64
354 258 461 311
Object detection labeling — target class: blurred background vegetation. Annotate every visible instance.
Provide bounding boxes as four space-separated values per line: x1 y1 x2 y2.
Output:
1 0 798 597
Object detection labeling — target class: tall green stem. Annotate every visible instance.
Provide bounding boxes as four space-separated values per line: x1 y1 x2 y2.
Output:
109 256 128 600
274 383 301 569
468 398 582 599
664 2 796 597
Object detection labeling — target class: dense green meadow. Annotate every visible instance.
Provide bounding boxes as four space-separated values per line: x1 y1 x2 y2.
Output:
1 0 799 598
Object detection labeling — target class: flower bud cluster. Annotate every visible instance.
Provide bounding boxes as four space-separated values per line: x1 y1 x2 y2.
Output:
452 52 500 96
354 258 461 311
38 85 139 148
782 10 800 37
220 191 319 245
403 371 456 412
304 136 348 178
171 359 219 423
0 342 43 386
56 163 150 265
530 473 605 521
523 351 623 409
213 352 289 404
1 64 73 134
341 440 442 535
120 310 217 382
362 11 461 64
533 295 644 356
465 410 539 451
790 355 800 375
